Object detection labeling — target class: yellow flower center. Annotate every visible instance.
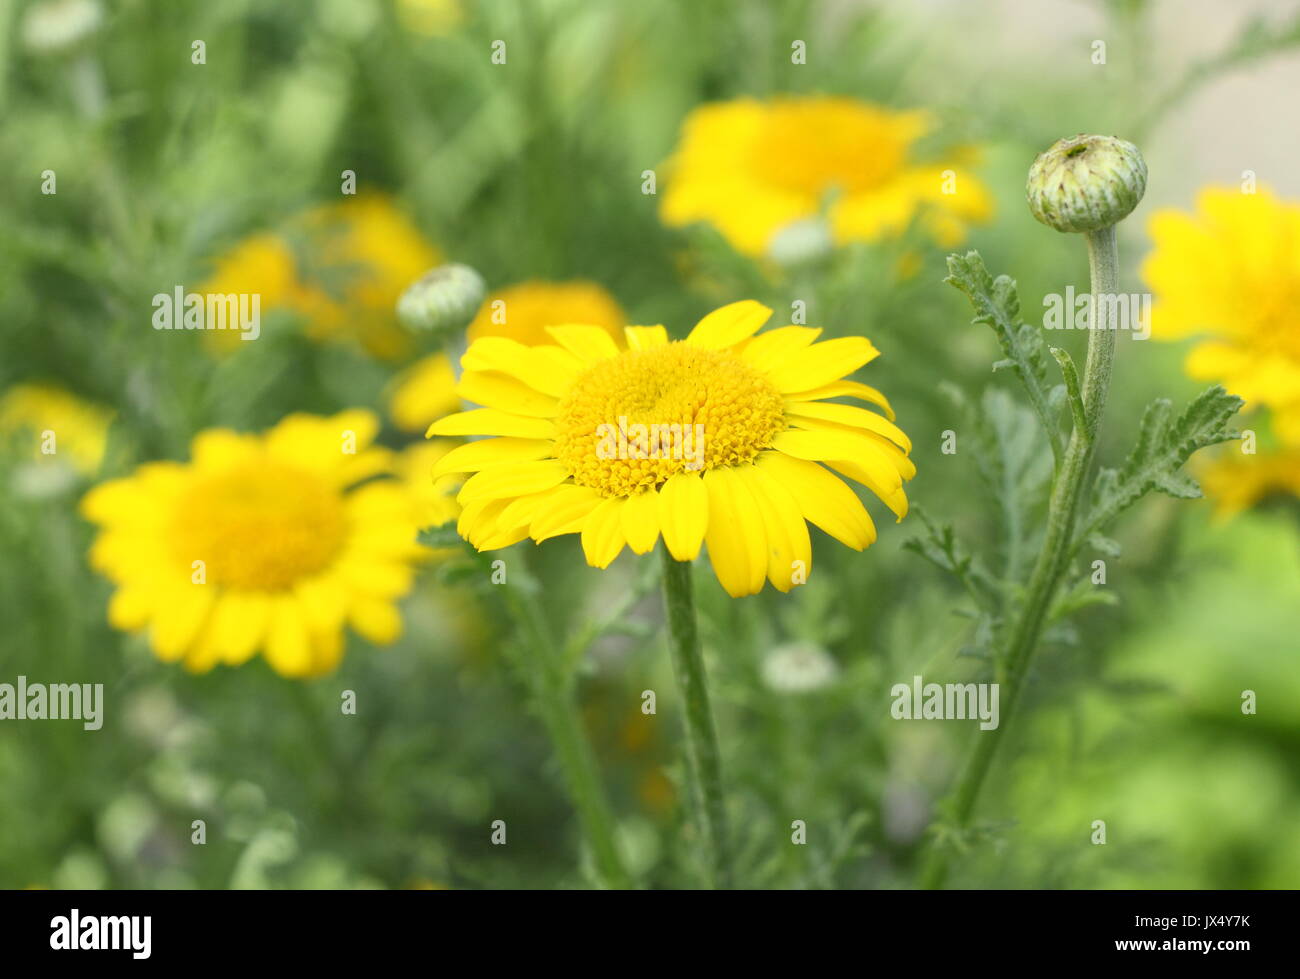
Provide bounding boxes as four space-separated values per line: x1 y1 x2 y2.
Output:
171 462 349 589
751 101 912 196
1247 274 1300 362
554 343 785 497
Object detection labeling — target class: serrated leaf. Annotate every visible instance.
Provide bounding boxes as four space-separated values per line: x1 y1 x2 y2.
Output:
903 506 1003 611
946 252 1066 463
1083 384 1243 538
1087 533 1122 558
964 388 1051 586
1049 577 1120 624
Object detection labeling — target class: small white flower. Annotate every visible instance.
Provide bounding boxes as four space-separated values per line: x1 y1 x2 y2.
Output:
12 460 78 498
21 0 103 55
767 216 833 266
761 640 839 693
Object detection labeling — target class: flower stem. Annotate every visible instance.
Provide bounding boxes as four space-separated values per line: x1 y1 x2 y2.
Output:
502 573 631 889
921 226 1119 888
659 548 733 888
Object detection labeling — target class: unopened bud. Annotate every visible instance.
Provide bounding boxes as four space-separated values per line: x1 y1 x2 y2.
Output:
1026 134 1147 233
397 263 486 337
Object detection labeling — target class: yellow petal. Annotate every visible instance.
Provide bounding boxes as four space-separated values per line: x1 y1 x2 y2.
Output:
455 498 495 546
703 466 767 597
544 324 622 364
621 489 661 554
190 429 259 471
209 590 272 666
530 484 604 541
432 438 555 477
181 620 225 674
339 560 414 599
264 594 314 677
766 337 881 393
772 429 903 490
742 464 811 592
826 458 910 520
740 326 822 372
475 523 532 550
756 451 876 550
267 411 380 474
580 497 627 568
785 402 912 452
350 596 403 644
307 623 345 677
686 300 772 349
624 325 669 350
657 471 708 561
150 586 215 662
456 497 528 550
498 486 570 531
295 575 348 628
426 409 557 439
457 370 560 418
107 586 153 632
461 337 581 397
456 460 572 503
788 379 895 420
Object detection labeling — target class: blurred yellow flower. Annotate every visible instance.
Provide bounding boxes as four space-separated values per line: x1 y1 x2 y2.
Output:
428 300 913 597
393 438 462 531
199 233 303 318
81 411 427 678
201 193 442 360
1144 186 1300 443
0 383 112 476
660 96 993 258
388 353 463 434
1199 446 1300 519
467 280 625 347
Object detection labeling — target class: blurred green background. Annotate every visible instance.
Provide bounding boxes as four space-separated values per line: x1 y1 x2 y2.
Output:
1 0 1298 889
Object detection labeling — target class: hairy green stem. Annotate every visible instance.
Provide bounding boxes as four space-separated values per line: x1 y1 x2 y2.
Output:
502 579 631 889
660 549 733 888
921 226 1119 888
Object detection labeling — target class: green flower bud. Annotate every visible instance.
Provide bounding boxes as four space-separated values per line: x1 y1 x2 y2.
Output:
397 263 486 337
1026 134 1147 233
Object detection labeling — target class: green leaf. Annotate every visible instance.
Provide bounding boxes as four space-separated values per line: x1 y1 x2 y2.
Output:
945 252 1066 463
1084 385 1243 538
1087 533 1122 558
1049 347 1087 437
958 386 1051 587
903 506 1003 612
1049 577 1120 624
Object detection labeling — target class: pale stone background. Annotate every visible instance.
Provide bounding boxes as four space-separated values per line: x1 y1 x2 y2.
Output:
868 0 1300 206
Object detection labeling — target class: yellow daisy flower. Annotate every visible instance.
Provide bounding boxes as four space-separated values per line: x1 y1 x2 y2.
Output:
1144 186 1300 442
0 383 112 476
201 192 442 360
1199 445 1300 519
426 300 914 597
660 96 993 258
81 411 426 678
